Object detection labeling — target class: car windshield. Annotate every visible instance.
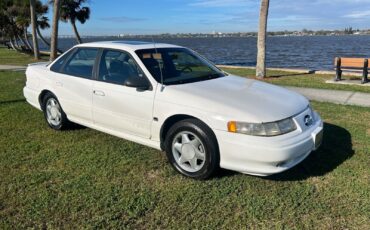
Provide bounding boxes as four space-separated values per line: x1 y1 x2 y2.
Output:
135 48 226 85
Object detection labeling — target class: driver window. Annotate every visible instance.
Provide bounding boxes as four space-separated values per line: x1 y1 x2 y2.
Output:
98 49 144 85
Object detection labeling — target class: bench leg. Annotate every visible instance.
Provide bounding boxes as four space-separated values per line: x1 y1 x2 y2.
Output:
335 58 342 81
362 73 369 84
362 59 369 84
335 69 342 81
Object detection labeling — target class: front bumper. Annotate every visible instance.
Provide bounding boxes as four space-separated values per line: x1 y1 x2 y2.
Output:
215 109 323 176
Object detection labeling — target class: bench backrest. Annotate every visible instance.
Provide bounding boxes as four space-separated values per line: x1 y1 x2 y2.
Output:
334 57 370 83
335 57 368 69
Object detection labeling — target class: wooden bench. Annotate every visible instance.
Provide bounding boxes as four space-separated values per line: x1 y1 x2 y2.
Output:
335 57 369 84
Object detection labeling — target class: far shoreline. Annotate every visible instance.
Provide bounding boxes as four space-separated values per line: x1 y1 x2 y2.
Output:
46 34 370 39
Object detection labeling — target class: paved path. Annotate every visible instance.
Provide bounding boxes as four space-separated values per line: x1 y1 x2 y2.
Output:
0 65 26 71
286 87 370 107
0 65 369 107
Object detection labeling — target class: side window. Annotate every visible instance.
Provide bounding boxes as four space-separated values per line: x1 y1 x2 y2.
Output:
63 48 98 79
98 49 145 85
50 49 74 73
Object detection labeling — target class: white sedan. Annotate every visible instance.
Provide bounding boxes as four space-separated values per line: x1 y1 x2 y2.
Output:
23 41 323 179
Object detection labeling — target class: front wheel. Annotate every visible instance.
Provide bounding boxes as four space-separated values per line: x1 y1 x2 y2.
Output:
164 119 219 179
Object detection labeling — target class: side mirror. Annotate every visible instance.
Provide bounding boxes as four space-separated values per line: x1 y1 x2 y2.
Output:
123 75 151 91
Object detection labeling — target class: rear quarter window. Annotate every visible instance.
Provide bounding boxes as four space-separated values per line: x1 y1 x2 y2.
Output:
50 49 75 73
62 48 99 79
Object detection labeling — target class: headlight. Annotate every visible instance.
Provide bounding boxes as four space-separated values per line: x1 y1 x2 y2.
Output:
227 118 297 136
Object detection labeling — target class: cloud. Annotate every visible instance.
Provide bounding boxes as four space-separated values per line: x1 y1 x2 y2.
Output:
189 0 252 7
343 10 370 18
270 15 320 23
98 16 146 23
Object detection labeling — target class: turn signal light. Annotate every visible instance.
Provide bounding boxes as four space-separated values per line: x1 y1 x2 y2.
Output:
227 121 237 133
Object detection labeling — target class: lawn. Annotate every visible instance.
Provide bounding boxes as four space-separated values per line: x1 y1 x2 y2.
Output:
0 71 369 229
0 46 48 66
222 67 370 94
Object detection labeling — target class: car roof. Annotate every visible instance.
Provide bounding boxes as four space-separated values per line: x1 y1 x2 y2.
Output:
75 40 183 52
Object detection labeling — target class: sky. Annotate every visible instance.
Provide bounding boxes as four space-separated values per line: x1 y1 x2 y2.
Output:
42 0 370 36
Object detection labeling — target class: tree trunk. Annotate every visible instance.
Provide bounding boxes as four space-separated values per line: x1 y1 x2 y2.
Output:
14 36 20 48
23 28 33 51
9 38 18 51
50 0 61 61
19 33 32 51
37 26 50 47
30 0 40 59
256 0 269 79
37 27 64 54
17 35 25 47
71 21 82 44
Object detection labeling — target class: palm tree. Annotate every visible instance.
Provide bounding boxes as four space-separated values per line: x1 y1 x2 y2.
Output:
11 5 33 51
50 0 60 61
18 26 32 51
36 7 63 54
36 15 50 47
0 1 21 51
256 0 270 79
1 0 33 52
59 0 90 44
29 0 40 59
35 1 50 48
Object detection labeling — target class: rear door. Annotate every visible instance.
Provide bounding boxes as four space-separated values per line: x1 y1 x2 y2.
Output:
49 48 98 124
92 49 155 138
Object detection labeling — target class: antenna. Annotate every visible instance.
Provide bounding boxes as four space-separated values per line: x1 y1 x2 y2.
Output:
151 36 164 89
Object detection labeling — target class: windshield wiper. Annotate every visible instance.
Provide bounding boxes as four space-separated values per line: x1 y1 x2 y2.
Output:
165 73 224 85
201 73 222 79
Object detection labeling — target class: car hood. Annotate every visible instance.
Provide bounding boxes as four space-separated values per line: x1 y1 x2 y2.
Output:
159 75 309 123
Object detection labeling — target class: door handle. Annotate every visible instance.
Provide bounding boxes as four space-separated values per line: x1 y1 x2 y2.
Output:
93 90 105 96
56 81 63 87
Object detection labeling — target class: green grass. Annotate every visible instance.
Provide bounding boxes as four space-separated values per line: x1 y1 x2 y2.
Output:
0 46 48 66
222 67 370 93
0 71 369 229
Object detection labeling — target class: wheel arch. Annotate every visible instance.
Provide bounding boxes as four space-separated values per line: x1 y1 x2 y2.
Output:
159 114 218 151
38 89 56 110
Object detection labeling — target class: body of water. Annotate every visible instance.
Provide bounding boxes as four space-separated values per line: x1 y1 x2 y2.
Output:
39 35 370 70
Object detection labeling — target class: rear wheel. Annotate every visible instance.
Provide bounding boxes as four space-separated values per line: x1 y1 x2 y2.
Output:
164 119 219 179
42 93 70 130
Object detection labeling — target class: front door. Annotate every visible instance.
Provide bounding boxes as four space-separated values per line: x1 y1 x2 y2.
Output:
92 49 155 138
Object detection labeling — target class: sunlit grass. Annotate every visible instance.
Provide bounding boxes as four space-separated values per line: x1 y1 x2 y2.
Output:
0 46 49 66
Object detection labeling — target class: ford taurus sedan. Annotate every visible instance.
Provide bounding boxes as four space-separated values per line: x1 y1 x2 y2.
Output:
23 41 323 179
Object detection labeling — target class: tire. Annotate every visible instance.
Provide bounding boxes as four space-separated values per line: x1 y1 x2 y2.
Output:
42 92 71 130
164 118 220 179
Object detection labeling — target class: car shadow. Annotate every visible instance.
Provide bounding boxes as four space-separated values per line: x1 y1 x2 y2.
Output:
214 168 238 178
267 122 354 181
0 99 26 105
215 122 354 181
67 123 87 131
